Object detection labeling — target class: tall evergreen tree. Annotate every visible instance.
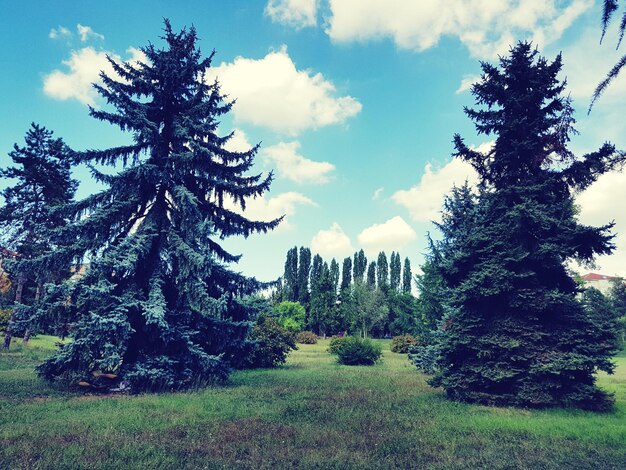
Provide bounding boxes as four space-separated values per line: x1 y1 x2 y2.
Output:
283 247 298 302
389 251 401 292
434 42 623 410
0 123 77 349
37 22 281 391
376 252 389 291
297 247 311 306
402 257 412 294
366 261 376 288
340 256 352 292
353 249 367 284
329 258 340 297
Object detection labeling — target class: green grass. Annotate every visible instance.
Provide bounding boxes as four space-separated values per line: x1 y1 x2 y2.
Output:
1 336 625 469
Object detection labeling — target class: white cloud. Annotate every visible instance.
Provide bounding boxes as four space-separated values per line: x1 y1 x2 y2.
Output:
456 74 480 94
77 24 104 42
49 26 71 40
262 141 335 184
211 46 362 135
265 0 318 29
372 187 384 200
311 222 354 259
43 47 146 106
357 216 417 256
225 191 316 232
223 128 254 153
576 169 626 277
392 152 482 222
325 0 592 58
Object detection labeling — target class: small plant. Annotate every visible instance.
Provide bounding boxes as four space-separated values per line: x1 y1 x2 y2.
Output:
336 336 382 365
328 336 349 355
296 331 318 344
245 318 297 368
391 334 418 353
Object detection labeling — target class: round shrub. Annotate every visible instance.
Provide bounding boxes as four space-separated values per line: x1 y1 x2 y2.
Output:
328 336 349 355
391 334 418 353
246 318 297 368
336 336 382 366
296 331 318 344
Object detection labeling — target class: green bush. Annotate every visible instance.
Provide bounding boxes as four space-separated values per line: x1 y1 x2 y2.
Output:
336 336 382 366
328 336 349 355
245 318 297 368
0 308 12 333
296 331 318 344
391 334 418 353
273 301 306 333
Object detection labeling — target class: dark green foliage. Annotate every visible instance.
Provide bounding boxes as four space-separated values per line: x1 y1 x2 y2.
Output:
243 318 297 369
309 262 336 336
335 336 382 365
36 22 279 392
402 257 412 294
582 288 620 353
353 249 367 284
609 280 626 349
366 261 376 287
272 301 306 333
296 331 317 344
415 257 447 336
386 290 421 337
340 257 352 292
0 308 12 333
297 247 311 306
390 334 417 353
376 252 388 291
283 247 299 302
434 42 623 410
329 258 339 296
389 252 401 292
349 283 388 338
327 335 348 355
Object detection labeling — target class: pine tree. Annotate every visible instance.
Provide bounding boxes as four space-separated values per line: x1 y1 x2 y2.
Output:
435 42 623 410
389 251 401 292
297 247 311 306
376 252 388 291
283 247 298 302
340 256 352 293
402 257 412 294
366 261 376 288
0 123 77 349
37 22 280 391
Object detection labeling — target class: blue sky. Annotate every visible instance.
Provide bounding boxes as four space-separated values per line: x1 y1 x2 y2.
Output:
1 0 625 283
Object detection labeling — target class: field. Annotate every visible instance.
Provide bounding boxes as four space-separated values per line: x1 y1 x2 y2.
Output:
1 336 625 469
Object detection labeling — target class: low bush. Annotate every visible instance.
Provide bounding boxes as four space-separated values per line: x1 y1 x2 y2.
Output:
246 318 297 368
336 336 382 366
328 336 349 355
296 331 318 344
391 334 418 353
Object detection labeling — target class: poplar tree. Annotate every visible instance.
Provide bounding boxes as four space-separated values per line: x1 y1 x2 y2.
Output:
353 249 367 284
283 247 298 302
366 261 376 288
389 251 401 292
329 258 339 297
402 257 412 294
37 22 280 391
297 247 311 306
340 257 352 292
376 252 388 291
0 123 77 349
433 42 623 410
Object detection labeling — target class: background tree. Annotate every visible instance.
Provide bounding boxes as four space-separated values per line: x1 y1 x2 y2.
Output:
376 252 388 291
434 42 622 410
37 22 280 391
349 283 388 338
402 257 412 294
609 279 626 349
366 261 376 288
389 251 401 292
0 123 77 349
353 249 367 284
297 247 311 307
283 247 298 302
340 257 352 293
329 258 340 298
309 262 335 337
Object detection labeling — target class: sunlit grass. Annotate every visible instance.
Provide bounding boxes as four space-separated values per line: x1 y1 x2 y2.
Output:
0 335 624 469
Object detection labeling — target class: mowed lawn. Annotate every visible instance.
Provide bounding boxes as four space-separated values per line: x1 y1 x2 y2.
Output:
0 336 625 470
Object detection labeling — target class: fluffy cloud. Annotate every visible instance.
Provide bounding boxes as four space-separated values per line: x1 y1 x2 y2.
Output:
77 24 104 42
456 74 480 94
211 46 362 135
43 47 146 106
225 191 316 232
576 170 626 277
265 0 318 29
357 216 417 255
325 0 591 58
222 128 254 153
392 152 483 222
372 187 384 200
262 141 335 184
311 222 354 259
49 26 71 40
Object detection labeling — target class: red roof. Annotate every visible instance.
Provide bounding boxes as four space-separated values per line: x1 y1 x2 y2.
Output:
582 273 618 281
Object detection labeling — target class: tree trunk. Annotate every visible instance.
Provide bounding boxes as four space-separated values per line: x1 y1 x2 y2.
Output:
3 274 25 351
23 281 42 345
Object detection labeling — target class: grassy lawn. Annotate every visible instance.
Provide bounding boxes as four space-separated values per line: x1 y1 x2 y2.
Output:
0 336 625 469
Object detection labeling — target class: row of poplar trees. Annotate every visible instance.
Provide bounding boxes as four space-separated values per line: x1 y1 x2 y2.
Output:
278 247 415 337
0 22 281 391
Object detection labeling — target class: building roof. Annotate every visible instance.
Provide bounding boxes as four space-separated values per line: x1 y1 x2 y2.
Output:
581 273 619 281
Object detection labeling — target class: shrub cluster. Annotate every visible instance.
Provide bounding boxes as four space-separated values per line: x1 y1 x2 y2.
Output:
391 334 418 353
336 336 382 366
328 336 349 355
245 318 297 368
296 331 318 344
